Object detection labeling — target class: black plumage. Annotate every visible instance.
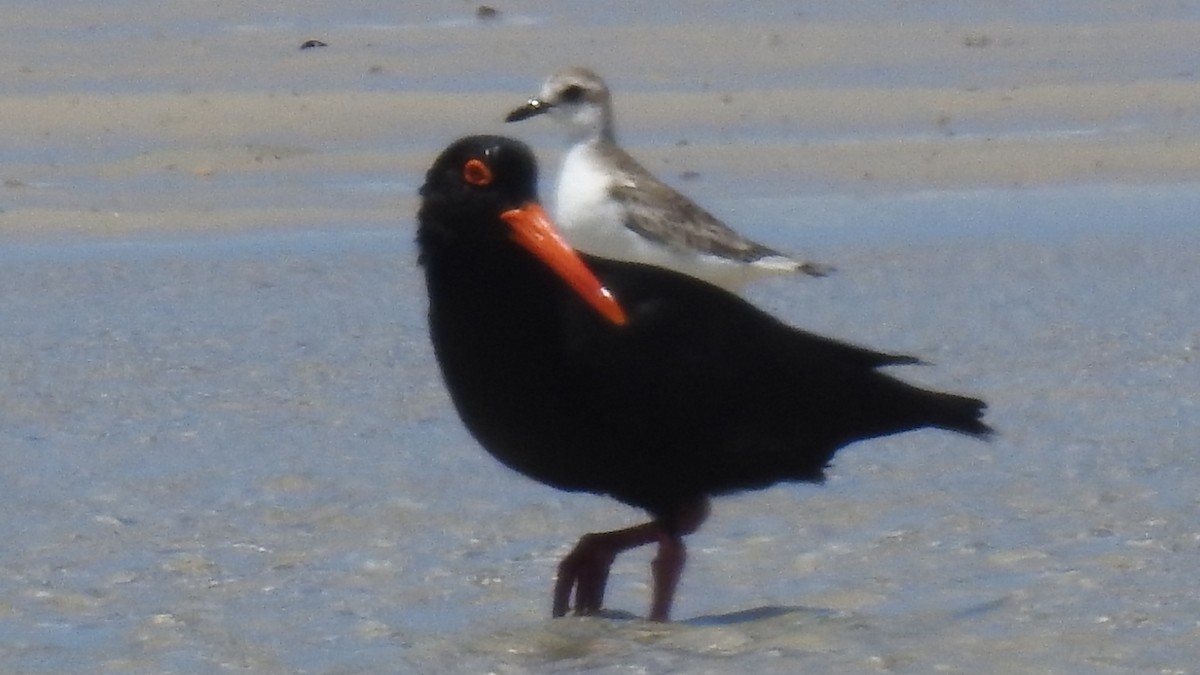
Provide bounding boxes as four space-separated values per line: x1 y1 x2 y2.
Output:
417 135 992 621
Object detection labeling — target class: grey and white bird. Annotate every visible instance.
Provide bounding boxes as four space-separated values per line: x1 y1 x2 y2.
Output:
506 67 832 290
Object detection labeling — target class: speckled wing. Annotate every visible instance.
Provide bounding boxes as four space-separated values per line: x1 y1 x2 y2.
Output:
604 148 788 264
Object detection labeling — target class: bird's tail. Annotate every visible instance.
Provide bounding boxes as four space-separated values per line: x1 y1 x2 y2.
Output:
926 391 994 440
752 254 836 278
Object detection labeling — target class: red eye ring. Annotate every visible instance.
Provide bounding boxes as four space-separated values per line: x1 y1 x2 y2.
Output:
463 158 493 186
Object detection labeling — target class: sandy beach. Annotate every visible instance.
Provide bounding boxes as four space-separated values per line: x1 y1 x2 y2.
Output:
1 2 1198 673
3 4 1199 233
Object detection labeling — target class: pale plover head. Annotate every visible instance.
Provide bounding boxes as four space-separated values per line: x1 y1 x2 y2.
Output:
506 67 614 142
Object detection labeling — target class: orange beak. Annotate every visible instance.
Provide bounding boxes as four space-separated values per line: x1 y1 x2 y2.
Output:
500 202 628 326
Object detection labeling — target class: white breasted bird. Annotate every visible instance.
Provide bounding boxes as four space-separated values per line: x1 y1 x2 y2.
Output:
506 67 833 291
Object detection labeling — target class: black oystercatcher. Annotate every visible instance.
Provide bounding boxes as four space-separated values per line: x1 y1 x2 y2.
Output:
505 67 833 290
417 135 992 621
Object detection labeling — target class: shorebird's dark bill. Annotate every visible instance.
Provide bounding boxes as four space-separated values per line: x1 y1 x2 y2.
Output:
500 202 628 326
505 98 550 123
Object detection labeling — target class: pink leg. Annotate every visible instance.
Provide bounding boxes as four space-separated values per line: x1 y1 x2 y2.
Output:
648 532 686 621
553 497 710 622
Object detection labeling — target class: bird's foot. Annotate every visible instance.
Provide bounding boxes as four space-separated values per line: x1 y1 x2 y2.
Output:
552 498 710 622
552 523 659 618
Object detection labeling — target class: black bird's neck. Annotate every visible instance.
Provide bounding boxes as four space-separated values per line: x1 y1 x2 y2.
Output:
418 222 584 378
422 228 553 315
418 223 607 483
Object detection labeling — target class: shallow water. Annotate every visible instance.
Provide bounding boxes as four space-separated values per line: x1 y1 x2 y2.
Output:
2 1 1200 673
2 185 1198 673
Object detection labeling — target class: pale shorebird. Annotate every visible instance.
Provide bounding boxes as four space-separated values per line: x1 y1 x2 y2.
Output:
505 67 833 290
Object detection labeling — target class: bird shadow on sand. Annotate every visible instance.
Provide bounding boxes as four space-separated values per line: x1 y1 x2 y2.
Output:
540 604 839 626
682 604 835 626
431 604 873 672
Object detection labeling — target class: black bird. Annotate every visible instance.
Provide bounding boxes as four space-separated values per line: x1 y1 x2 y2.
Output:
417 135 992 622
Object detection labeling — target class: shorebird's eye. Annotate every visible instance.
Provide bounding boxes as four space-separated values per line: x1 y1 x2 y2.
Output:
559 84 585 103
463 158 493 187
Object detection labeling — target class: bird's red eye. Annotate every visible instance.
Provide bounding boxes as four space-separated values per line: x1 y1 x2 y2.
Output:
463 159 493 186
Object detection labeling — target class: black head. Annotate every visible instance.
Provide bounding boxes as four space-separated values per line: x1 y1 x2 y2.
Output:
417 135 628 326
419 135 540 240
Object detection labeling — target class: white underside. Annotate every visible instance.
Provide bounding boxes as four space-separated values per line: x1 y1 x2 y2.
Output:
554 142 786 291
